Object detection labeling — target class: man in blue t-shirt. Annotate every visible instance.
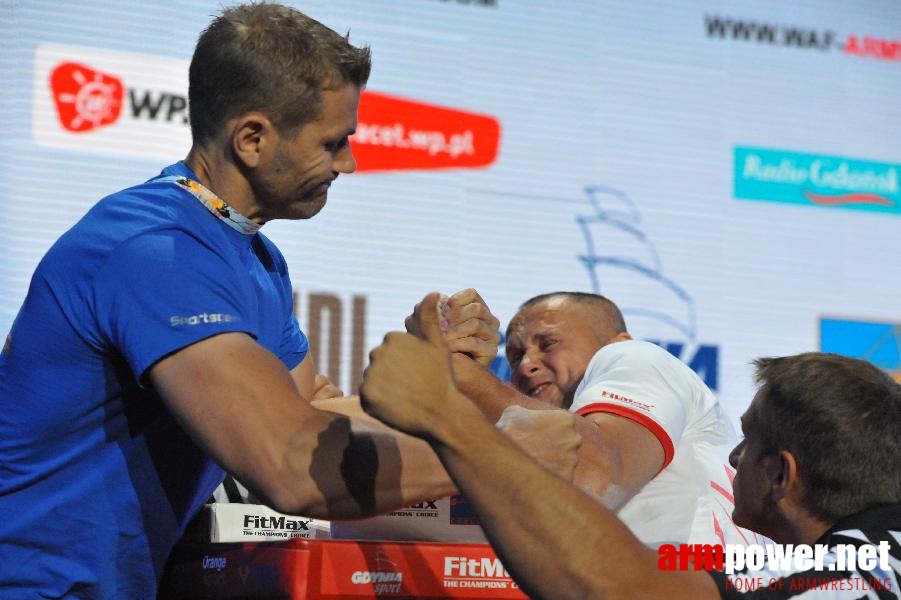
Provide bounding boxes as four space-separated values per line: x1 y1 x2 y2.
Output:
0 5 503 598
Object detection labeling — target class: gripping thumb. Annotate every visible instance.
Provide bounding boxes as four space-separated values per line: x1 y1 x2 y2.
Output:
418 291 445 346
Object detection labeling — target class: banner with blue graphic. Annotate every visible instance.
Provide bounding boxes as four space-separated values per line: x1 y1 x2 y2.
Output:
2 1 901 425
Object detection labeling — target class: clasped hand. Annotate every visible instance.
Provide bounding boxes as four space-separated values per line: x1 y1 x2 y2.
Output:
405 288 500 367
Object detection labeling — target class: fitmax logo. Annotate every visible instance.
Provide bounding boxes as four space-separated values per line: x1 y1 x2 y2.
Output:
444 556 509 578
243 515 310 531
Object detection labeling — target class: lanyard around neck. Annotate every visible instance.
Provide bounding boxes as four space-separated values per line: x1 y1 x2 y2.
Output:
160 175 260 235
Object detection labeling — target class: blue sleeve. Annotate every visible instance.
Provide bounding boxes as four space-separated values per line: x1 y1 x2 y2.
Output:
256 233 308 371
280 312 309 371
92 231 260 379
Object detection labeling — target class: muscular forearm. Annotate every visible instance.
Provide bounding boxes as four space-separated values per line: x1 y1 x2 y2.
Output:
450 354 641 509
316 396 458 514
151 333 454 520
271 409 457 519
451 354 553 420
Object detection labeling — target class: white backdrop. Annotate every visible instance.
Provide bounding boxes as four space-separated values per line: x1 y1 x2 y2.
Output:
3 0 901 425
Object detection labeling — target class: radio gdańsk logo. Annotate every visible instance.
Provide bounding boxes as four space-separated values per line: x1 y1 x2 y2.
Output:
49 62 123 133
734 146 901 216
33 43 192 158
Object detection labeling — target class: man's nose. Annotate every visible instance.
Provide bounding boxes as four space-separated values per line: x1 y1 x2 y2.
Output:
516 351 541 376
728 441 742 468
333 144 357 175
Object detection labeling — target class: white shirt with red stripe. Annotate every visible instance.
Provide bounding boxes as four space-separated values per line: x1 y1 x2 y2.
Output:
572 339 762 548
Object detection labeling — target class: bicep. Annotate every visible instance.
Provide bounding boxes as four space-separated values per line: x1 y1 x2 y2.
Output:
149 335 457 516
572 411 666 509
148 331 331 507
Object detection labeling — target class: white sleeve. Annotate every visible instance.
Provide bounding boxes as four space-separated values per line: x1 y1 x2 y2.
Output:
571 340 691 469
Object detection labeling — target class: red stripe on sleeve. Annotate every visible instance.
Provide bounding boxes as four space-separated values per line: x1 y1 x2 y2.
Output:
575 402 675 470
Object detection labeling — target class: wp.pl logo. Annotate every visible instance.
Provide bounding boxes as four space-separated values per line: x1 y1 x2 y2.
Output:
33 44 191 158
49 62 123 133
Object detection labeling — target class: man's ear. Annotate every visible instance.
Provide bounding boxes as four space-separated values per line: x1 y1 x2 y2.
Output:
767 449 800 504
609 331 632 343
231 112 273 169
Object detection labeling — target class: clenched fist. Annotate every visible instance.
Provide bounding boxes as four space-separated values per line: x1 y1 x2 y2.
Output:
405 288 500 367
361 292 460 438
496 405 581 482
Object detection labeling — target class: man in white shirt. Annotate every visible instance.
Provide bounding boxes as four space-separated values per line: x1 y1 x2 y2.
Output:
429 289 757 546
363 293 901 600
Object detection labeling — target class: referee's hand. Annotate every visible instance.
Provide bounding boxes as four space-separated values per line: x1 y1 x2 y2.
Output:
361 292 457 439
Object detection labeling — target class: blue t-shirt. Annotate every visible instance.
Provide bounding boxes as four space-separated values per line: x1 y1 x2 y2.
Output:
0 162 309 598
